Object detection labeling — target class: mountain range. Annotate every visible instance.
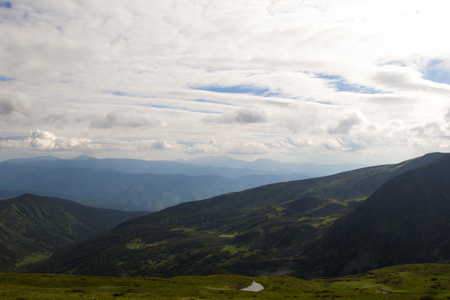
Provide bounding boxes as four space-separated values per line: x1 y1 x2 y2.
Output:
4 155 364 177
0 155 362 211
31 152 449 278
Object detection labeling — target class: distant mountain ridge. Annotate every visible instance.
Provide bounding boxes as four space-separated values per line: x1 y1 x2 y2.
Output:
36 152 449 277
0 164 250 211
0 155 367 211
0 194 146 272
5 155 364 177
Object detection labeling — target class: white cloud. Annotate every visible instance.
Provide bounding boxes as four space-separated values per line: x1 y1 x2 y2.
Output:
1 0 450 163
0 130 90 151
186 141 220 155
225 142 270 155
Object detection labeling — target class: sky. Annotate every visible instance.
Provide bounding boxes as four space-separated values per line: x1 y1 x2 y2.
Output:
1 0 449 165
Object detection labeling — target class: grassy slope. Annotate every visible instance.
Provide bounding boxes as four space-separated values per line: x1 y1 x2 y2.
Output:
39 196 350 277
1 263 449 299
0 194 146 272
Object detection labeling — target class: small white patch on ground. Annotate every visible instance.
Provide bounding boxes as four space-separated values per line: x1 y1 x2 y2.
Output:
241 281 264 292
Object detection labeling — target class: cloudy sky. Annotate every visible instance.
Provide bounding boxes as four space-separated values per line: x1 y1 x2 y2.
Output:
1 0 449 164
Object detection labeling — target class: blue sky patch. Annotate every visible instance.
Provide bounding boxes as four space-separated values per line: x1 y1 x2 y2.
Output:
0 1 11 8
194 99 232 106
423 59 450 85
332 80 382 94
0 75 14 81
108 90 135 97
316 73 382 94
144 103 221 114
193 85 278 97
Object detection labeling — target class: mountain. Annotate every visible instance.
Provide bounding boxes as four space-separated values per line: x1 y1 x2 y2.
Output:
0 194 146 272
2 156 280 178
36 152 447 277
3 155 61 164
4 155 364 178
0 155 368 211
298 153 450 277
178 155 366 177
0 164 254 211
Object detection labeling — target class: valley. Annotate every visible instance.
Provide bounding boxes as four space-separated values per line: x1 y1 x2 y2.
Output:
0 152 449 299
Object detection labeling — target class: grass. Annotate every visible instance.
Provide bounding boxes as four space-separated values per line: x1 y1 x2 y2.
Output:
14 253 49 268
1 263 449 299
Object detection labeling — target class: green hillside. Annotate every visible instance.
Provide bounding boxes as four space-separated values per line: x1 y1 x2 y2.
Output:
37 153 447 277
1 263 450 299
298 153 450 277
0 194 146 272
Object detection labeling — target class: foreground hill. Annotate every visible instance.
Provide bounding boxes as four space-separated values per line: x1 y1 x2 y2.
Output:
2 263 450 299
37 153 446 277
0 194 146 272
299 153 450 276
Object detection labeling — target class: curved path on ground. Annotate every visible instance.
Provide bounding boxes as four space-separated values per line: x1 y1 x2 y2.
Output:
241 281 264 292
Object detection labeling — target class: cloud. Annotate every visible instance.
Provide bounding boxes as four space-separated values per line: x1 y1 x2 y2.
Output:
203 108 267 124
410 122 445 138
225 142 270 155
87 111 160 129
30 129 91 150
328 112 363 135
373 65 450 94
0 93 38 124
1 1 450 163
445 109 450 124
29 130 57 150
186 141 220 154
185 140 270 156
0 129 90 151
151 138 180 150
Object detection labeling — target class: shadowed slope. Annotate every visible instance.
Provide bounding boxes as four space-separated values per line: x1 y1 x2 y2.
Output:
0 194 146 271
302 154 450 276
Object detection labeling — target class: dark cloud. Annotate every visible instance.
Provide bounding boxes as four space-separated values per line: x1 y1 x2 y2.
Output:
0 98 15 115
328 113 362 135
204 108 267 124
0 95 35 123
445 109 450 123
89 111 153 129
410 122 442 137
42 114 69 126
